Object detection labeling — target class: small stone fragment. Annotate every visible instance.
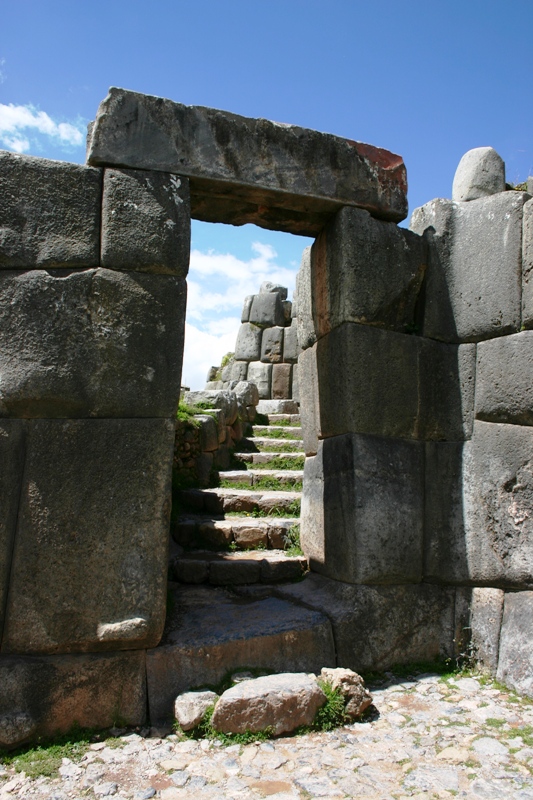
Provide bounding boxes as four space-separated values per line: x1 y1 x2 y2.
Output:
174 690 219 731
211 672 326 735
320 667 373 718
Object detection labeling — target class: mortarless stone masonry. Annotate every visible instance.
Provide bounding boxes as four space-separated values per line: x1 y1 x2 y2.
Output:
1 89 532 742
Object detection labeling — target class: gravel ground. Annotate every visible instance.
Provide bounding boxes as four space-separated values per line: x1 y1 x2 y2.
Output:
2 671 533 800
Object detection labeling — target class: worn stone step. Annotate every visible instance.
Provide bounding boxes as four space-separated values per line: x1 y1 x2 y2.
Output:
267 414 301 426
179 487 301 515
170 548 308 586
237 436 304 452
219 469 304 487
146 583 335 724
237 451 306 465
173 515 300 550
253 425 302 437
257 400 299 415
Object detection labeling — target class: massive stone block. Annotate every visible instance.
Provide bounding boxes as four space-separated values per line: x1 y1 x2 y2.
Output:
283 322 299 363
522 198 533 327
0 269 186 418
298 344 320 456
234 323 262 362
315 323 419 440
0 421 26 642
0 650 146 744
101 168 190 275
476 331 533 426
0 151 101 269
410 193 526 342
87 88 408 235
272 364 292 400
2 418 174 655
247 362 272 399
276 574 455 672
295 246 317 351
249 293 285 328
146 584 335 724
261 326 284 363
418 340 476 440
425 422 533 586
311 206 426 338
497 591 533 697
301 434 424 585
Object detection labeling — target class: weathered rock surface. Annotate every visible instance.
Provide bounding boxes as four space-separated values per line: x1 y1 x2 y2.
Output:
476 331 533 426
0 650 146 739
272 363 292 399
249 293 285 328
0 420 26 640
211 673 326 735
0 711 36 749
470 588 505 673
282 322 299 363
274 574 455 672
311 206 426 337
247 362 272 399
0 151 101 269
320 667 373 718
452 147 506 202
234 323 262 362
146 584 335 724
2 418 174 654
410 193 526 342
522 198 533 327
0 269 186 418
87 88 408 234
295 246 317 351
101 168 190 275
425 422 533 586
300 434 423 584
497 591 533 697
174 690 218 731
261 326 284 363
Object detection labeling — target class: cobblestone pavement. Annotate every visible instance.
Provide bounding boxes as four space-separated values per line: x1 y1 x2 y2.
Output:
2 672 533 800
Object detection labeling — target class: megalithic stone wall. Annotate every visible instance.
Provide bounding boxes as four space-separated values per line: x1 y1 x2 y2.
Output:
0 150 190 742
206 281 301 401
297 146 533 691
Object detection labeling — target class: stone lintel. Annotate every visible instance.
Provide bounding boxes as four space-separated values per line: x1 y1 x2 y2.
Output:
86 88 408 235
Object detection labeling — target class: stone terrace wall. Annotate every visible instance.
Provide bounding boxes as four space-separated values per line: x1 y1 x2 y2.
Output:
0 149 191 744
206 283 301 402
297 147 533 695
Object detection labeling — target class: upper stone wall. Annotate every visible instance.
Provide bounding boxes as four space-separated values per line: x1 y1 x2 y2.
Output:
86 87 408 235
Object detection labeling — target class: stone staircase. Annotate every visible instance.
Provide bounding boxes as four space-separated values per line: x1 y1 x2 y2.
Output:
145 410 340 729
170 413 307 586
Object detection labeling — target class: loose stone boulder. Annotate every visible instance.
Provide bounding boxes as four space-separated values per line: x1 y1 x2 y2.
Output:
0 711 37 749
211 673 326 735
452 147 505 202
320 667 373 719
174 690 219 731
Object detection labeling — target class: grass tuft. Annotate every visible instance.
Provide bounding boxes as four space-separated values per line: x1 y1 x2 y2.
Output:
0 728 93 779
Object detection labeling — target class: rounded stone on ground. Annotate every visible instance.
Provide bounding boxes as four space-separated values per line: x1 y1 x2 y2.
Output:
174 689 219 731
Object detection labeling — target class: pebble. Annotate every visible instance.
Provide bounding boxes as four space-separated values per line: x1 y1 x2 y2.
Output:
1 672 533 799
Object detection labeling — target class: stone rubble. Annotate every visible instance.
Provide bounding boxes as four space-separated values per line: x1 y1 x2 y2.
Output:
2 672 533 799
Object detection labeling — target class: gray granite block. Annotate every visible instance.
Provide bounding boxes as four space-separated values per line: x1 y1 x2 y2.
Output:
101 168 190 275
497 591 533 697
0 151 101 269
87 88 408 234
476 331 533 425
1 418 174 655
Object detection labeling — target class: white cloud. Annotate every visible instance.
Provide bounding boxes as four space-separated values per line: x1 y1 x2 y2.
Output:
183 240 301 389
0 102 85 153
181 322 240 390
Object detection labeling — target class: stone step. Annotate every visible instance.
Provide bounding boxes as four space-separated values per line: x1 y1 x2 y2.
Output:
253 425 302 437
236 451 306 465
173 515 300 550
170 548 308 586
146 583 335 725
237 436 304 452
257 399 299 415
267 414 301 426
219 469 304 487
179 487 301 515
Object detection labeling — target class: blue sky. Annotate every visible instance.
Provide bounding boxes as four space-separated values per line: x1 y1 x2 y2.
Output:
2 0 533 388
